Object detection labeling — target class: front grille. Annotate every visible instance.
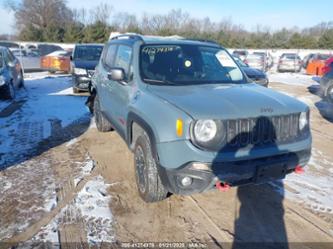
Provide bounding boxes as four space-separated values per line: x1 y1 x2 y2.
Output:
224 113 301 149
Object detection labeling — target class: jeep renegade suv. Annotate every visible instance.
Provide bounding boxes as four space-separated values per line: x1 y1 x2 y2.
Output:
90 34 312 202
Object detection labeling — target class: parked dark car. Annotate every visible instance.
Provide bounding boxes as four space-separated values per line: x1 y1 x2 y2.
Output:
0 46 24 99
71 44 104 93
234 56 268 87
319 57 333 103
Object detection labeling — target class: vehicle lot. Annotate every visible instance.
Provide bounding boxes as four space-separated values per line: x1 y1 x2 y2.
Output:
0 72 333 246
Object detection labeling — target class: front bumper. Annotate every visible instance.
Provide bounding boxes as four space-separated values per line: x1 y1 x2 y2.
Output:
158 149 311 195
156 135 311 195
72 74 91 91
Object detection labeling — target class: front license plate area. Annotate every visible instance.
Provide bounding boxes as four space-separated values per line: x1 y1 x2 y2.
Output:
255 163 287 183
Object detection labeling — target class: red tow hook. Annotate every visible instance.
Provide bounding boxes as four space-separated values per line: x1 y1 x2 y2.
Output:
294 165 305 174
216 181 231 192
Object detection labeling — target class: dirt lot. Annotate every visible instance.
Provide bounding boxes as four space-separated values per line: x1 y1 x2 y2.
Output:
0 73 333 248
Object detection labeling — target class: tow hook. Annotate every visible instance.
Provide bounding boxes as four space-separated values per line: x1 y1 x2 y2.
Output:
294 165 304 174
216 181 231 192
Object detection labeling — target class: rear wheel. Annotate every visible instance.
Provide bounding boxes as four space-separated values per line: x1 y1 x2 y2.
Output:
94 94 113 132
134 132 168 202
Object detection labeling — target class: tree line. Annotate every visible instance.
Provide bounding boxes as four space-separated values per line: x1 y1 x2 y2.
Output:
4 0 333 49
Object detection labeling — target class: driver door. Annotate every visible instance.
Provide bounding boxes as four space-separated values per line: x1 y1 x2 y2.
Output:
105 44 133 136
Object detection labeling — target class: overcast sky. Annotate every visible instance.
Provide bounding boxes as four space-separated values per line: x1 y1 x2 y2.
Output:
1 0 333 34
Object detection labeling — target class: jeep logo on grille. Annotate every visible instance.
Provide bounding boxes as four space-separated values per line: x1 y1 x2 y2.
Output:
261 107 274 113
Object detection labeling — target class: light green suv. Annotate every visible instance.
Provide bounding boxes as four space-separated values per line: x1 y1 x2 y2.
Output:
89 34 312 202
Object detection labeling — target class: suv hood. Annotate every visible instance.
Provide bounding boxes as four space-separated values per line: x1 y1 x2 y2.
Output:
73 60 99 70
242 67 266 78
147 83 307 119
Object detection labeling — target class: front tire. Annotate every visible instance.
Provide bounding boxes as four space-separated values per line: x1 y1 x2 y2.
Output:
134 132 168 202
2 81 15 100
18 71 24 88
94 94 113 132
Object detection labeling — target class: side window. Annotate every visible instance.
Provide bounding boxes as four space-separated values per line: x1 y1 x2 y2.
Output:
114 45 132 75
104 45 118 69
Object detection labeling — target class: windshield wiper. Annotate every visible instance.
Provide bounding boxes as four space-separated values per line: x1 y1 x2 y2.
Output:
143 78 177 85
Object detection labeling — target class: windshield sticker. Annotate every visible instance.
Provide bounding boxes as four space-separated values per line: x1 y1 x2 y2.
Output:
216 51 237 67
184 60 192 67
142 46 176 55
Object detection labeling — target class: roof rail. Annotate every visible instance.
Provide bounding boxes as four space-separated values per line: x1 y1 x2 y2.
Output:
109 32 144 42
184 38 221 46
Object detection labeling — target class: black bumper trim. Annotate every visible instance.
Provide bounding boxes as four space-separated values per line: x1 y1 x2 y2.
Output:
158 149 311 195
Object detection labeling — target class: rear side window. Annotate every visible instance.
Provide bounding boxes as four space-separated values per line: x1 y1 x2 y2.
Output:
104 45 118 68
114 45 132 75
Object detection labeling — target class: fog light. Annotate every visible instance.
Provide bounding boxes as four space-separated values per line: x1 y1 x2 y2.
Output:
181 176 192 187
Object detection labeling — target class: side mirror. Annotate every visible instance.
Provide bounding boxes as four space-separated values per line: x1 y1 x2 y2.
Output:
108 68 126 82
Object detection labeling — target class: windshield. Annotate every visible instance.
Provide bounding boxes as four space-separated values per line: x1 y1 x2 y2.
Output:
318 54 330 60
233 57 248 67
74 46 103 61
140 44 245 85
282 54 299 60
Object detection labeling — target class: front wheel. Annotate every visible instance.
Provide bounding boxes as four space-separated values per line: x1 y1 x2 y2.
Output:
134 132 168 202
18 70 24 88
2 82 15 100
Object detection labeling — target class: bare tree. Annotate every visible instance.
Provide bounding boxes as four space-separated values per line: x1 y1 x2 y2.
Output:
89 3 113 24
6 0 72 32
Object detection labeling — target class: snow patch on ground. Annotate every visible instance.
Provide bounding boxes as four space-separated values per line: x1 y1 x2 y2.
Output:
0 73 89 169
32 219 60 245
275 148 333 214
32 176 114 244
0 159 57 240
268 72 318 86
66 138 79 147
89 116 97 129
74 156 95 186
2 181 12 192
50 87 74 96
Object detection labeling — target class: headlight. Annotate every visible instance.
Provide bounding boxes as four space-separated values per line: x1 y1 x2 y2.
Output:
0 76 5 86
192 120 225 150
299 112 308 130
74 68 87 75
194 120 217 143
